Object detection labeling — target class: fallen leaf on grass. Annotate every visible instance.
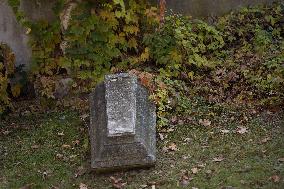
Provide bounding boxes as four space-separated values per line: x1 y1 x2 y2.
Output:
79 183 88 189
269 175 280 183
236 127 248 134
75 165 87 178
197 163 206 168
240 180 245 184
182 155 190 160
139 184 148 189
110 176 127 189
179 174 193 187
145 182 157 189
205 170 212 175
167 128 175 132
213 156 225 162
62 144 71 148
184 138 192 143
191 167 198 174
199 119 211 127
170 116 178 124
278 157 284 162
267 110 273 115
220 129 230 134
162 146 169 153
56 153 63 159
178 119 185 125
3 130 11 135
259 137 271 144
62 144 71 149
72 140 80 145
80 114 89 120
57 132 64 136
168 143 178 151
158 133 165 141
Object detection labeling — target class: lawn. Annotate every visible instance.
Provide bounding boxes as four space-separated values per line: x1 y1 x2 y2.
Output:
0 105 283 189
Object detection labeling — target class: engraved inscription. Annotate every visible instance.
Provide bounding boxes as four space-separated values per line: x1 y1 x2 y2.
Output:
105 73 137 136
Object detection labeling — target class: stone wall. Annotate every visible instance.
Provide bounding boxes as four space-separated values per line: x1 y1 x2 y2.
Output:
0 0 279 69
165 0 278 18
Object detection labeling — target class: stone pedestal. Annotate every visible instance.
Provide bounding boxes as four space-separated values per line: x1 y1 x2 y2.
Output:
90 73 156 171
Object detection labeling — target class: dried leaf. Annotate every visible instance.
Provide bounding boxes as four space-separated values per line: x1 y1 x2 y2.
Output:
278 157 284 162
270 175 280 183
168 143 178 151
75 166 87 178
79 183 88 189
80 114 89 120
57 132 64 136
205 170 212 175
191 167 198 174
182 155 190 160
213 156 225 162
179 174 193 187
110 176 126 189
162 146 169 153
184 138 192 143
72 140 80 146
140 184 148 189
158 133 165 141
56 153 63 159
260 137 271 144
199 119 211 127
197 163 206 168
62 144 71 149
220 129 230 134
236 127 248 134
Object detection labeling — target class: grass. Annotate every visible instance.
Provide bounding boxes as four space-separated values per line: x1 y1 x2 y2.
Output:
0 108 283 189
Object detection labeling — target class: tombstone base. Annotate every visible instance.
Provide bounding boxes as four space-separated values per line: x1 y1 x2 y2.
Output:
93 159 155 173
90 73 156 172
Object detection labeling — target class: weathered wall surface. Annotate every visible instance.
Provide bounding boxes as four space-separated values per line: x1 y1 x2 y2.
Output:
0 0 30 68
166 0 279 18
0 0 55 69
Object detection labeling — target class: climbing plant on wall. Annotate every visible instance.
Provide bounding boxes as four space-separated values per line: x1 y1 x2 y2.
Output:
0 43 20 114
8 0 159 97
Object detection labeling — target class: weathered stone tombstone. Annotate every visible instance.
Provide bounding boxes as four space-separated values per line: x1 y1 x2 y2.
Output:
90 73 156 171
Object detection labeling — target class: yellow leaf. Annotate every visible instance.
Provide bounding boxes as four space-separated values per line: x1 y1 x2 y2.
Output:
140 47 150 62
25 27 32 34
187 71 194 80
128 38 137 49
170 50 182 63
123 25 139 35
11 84 21 97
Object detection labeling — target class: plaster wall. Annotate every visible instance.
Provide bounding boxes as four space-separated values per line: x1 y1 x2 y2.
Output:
0 0 55 69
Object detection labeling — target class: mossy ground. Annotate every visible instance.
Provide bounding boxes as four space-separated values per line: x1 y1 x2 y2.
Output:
0 107 283 189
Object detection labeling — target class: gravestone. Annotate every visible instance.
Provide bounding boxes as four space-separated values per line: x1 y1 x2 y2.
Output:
90 73 156 171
